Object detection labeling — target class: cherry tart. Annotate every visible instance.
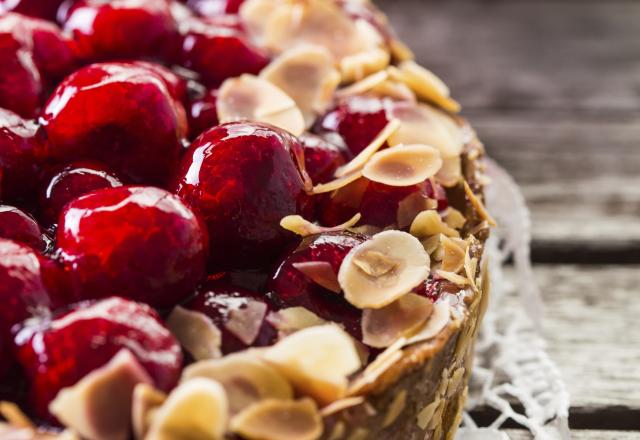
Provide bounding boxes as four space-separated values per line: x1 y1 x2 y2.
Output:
0 1 494 439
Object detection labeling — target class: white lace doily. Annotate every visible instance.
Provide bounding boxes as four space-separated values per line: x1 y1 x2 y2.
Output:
456 160 571 440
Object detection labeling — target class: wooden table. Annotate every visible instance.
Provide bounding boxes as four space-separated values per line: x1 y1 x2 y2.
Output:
378 0 640 438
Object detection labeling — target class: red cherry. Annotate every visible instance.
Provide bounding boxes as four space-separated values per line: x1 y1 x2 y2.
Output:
187 88 218 140
315 96 392 156
39 62 188 185
0 205 44 249
183 282 276 355
63 0 179 62
172 122 313 270
56 186 208 309
178 17 269 87
412 277 444 303
267 232 367 339
0 0 65 21
39 160 123 225
299 133 350 184
187 0 245 16
14 297 183 421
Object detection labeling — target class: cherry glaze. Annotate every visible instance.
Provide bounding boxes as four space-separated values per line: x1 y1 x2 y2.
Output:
0 205 44 249
187 87 218 139
299 133 350 185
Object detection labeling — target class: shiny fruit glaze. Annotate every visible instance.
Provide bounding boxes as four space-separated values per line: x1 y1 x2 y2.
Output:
0 205 44 249
187 87 218 140
299 133 350 185
187 0 246 16
0 0 65 21
14 297 183 420
56 186 208 309
172 122 313 270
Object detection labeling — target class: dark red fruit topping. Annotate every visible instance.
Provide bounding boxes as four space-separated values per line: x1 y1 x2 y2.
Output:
187 0 246 16
56 186 208 309
268 232 367 339
413 277 444 303
183 282 276 355
39 160 123 225
178 17 269 87
187 87 218 139
14 297 183 420
316 96 392 156
172 122 313 270
39 62 188 185
63 0 178 62
0 205 44 249
0 0 65 21
299 133 350 185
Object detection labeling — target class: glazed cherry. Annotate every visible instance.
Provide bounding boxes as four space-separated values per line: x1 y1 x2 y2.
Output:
39 161 123 225
0 0 66 21
0 205 44 249
14 297 183 420
179 17 269 87
172 122 313 270
413 277 444 303
187 0 246 16
187 88 218 139
39 62 188 185
183 282 277 355
316 96 393 156
56 186 208 309
267 232 367 339
63 0 179 62
299 133 350 184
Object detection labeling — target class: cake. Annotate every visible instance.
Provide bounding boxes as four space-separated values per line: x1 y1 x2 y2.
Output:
0 0 494 439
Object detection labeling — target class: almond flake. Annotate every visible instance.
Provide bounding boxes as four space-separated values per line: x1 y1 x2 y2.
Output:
293 261 341 293
230 398 322 440
340 46 390 83
339 230 430 309
464 249 479 292
397 191 437 229
436 154 463 187
441 236 468 273
320 396 365 417
146 378 228 440
416 398 439 430
280 213 361 236
336 70 389 98
335 119 400 178
267 307 328 337
132 384 166 440
217 74 305 136
263 325 361 405
421 234 443 255
372 77 416 101
362 144 443 187
49 350 152 440
328 421 346 440
261 45 340 126
389 39 414 62
347 337 405 396
312 171 363 195
183 351 293 415
442 207 467 229
382 389 407 428
464 181 497 226
362 293 434 348
167 306 222 361
403 301 451 346
0 401 33 428
410 210 460 239
389 61 461 113
225 301 268 347
435 269 470 286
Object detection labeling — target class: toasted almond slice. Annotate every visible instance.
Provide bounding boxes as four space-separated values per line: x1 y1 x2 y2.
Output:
217 74 305 136
224 300 268 346
440 236 468 273
132 383 166 440
183 351 293 415
0 401 33 428
261 45 341 126
361 293 434 348
403 301 451 345
335 119 401 178
339 230 430 309
435 269 470 286
389 62 461 113
421 234 443 255
336 70 389 98
464 250 479 292
362 144 442 187
389 39 414 62
280 213 361 237
267 307 328 336
372 77 416 101
312 171 363 194
464 181 497 226
147 378 228 440
382 389 407 428
49 350 152 440
263 325 361 405
231 398 322 440
347 337 405 396
442 207 467 229
167 306 222 361
410 210 460 239
293 261 341 293
340 46 390 83
320 396 365 417
436 154 463 187
396 192 436 229
239 0 282 43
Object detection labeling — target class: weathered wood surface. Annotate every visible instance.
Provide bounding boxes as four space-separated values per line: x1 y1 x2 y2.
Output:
378 0 640 261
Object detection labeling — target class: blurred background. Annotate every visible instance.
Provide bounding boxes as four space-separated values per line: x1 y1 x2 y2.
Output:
378 0 640 437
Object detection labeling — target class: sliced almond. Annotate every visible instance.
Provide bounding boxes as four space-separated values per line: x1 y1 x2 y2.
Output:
403 301 451 346
0 401 34 428
239 0 281 43
336 70 389 98
230 398 322 440
267 307 328 337
464 249 479 292
263 325 361 405
347 337 405 396
132 383 166 440
280 213 361 237
463 181 497 226
442 207 467 229
339 230 430 309
416 398 440 430
436 154 463 187
362 144 442 187
217 74 305 136
435 269 470 286
167 306 222 361
340 46 390 83
320 396 365 417
410 210 460 239
361 293 434 348
389 62 461 113
261 45 341 126
225 300 268 346
293 261 341 293
312 171 363 195
397 191 437 229
382 389 407 428
372 77 416 101
183 351 293 415
440 236 468 273
49 350 152 440
389 39 414 62
421 234 443 255
146 378 228 440
335 119 400 178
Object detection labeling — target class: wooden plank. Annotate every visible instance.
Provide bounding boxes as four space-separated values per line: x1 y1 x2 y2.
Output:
505 429 640 440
